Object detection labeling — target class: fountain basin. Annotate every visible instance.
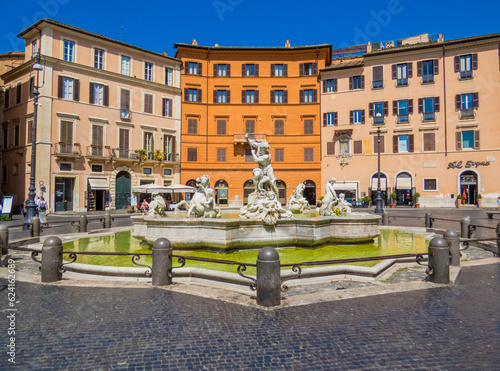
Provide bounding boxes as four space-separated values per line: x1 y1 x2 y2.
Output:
132 213 381 251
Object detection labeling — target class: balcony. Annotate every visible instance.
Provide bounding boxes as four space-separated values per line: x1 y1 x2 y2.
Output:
233 133 267 144
372 80 384 89
460 108 475 120
54 142 82 159
87 145 113 159
459 70 473 80
422 75 434 84
422 112 435 122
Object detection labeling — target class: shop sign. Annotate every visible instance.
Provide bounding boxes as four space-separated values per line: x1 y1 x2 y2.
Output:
447 160 490 169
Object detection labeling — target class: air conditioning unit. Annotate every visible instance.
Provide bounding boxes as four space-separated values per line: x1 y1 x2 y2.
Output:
120 110 130 119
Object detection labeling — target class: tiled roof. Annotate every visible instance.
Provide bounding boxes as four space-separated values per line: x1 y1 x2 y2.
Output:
174 43 332 52
321 59 364 71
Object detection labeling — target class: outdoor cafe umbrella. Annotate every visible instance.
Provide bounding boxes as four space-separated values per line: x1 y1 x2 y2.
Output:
131 184 173 194
164 184 197 193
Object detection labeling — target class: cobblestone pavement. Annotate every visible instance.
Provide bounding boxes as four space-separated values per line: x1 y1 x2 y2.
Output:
0 262 498 370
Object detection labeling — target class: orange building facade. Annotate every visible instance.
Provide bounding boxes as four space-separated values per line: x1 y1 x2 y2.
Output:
174 42 331 207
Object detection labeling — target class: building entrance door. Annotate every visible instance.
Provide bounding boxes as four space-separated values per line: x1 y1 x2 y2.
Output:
460 171 478 205
54 177 74 212
303 180 317 205
115 171 131 210
395 172 413 206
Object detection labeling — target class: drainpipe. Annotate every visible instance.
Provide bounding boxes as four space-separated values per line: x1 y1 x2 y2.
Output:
206 48 210 162
442 43 448 156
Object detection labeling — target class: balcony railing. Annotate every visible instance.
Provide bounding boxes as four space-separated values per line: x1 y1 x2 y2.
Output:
233 133 267 143
460 70 473 80
54 143 82 156
460 108 475 119
87 145 113 158
397 114 409 124
422 75 434 84
423 112 435 122
372 80 383 89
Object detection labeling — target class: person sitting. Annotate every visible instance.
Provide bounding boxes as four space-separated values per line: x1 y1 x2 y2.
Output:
140 199 149 215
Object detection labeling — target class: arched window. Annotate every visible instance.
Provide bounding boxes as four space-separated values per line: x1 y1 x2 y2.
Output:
243 180 254 205
214 179 228 206
395 172 413 206
276 180 286 205
303 180 316 205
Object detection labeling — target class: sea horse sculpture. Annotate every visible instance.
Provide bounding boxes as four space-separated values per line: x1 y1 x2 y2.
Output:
175 174 221 218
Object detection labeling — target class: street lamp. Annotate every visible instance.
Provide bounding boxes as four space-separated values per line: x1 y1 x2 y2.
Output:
23 53 44 229
374 112 384 214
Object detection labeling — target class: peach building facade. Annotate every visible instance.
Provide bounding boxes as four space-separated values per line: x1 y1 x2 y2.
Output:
174 41 331 207
320 33 500 208
1 20 181 212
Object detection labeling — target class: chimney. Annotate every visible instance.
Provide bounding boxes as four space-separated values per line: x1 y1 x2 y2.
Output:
192 38 198 46
285 40 291 48
366 42 372 53
163 49 168 56
437 34 444 43
386 40 394 48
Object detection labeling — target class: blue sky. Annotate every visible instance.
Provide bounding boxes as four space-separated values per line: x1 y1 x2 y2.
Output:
0 0 498 56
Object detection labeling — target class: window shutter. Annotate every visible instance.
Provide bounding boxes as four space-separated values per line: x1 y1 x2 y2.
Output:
408 99 413 114
226 90 230 103
270 64 275 77
184 88 188 102
472 54 478 70
407 62 413 78
433 59 439 75
334 113 338 125
242 90 246 103
373 66 383 81
323 113 327 126
360 75 365 89
456 132 462 150
299 89 304 103
474 130 480 149
283 90 288 103
270 90 275 103
162 99 166 116
103 85 109 106
60 121 67 143
392 101 398 115
323 81 327 93
379 135 385 153
197 63 202 76
299 63 304 76
418 98 423 113
121 89 130 110
58 76 63 98
361 110 365 124
383 101 388 116
312 89 317 102
392 64 397 79
473 92 479 108
368 103 374 117
241 64 246 76
326 142 335 155
349 110 353 124
455 94 461 110
408 134 414 152
213 64 218 76
312 62 317 75
354 140 362 154
197 89 202 102
168 99 172 117
73 79 80 101
254 64 259 77
454 56 460 72
226 64 230 77
283 64 288 77
89 82 94 104
213 90 217 103
184 61 189 72
334 79 337 92
172 136 176 153
417 61 422 76
255 90 259 103
349 76 353 90
393 136 399 153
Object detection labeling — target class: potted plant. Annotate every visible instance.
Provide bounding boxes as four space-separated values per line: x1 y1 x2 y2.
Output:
137 149 148 162
390 192 397 208
413 192 421 208
456 194 462 208
477 194 482 208
362 196 371 208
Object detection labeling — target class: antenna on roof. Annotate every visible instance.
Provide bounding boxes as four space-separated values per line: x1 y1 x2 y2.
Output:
120 19 123 41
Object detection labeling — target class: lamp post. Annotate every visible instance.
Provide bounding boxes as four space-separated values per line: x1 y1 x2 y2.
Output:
23 53 43 230
374 113 384 214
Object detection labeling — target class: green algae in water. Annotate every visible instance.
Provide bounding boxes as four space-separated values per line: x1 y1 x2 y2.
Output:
63 229 429 275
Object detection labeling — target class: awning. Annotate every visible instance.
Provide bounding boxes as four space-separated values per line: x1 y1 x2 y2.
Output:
371 178 387 191
396 177 412 190
131 184 172 194
88 178 109 190
332 182 358 192
164 184 197 193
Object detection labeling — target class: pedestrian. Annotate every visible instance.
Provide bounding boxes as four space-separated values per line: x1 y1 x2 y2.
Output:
140 199 149 215
38 197 48 223
22 197 29 217
497 196 500 211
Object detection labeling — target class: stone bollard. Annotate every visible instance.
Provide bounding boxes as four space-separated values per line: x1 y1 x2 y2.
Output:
425 213 433 228
41 236 63 283
460 216 471 238
256 246 281 307
444 229 460 266
152 238 172 286
79 215 88 233
0 224 9 267
382 211 389 226
31 216 41 238
428 237 450 284
496 222 500 255
103 212 112 229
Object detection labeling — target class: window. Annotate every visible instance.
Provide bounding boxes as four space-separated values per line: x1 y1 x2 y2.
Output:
369 102 388 124
372 66 383 89
217 148 226 162
245 149 253 162
27 120 33 144
165 68 173 85
119 128 129 158
300 89 316 103
31 40 37 58
144 132 154 154
185 88 201 102
271 90 287 103
304 119 314 134
29 77 34 99
14 125 19 147
162 98 172 117
393 134 414 153
455 54 477 79
59 120 74 154
14 84 21 104
217 120 226 135
424 178 437 191
143 168 152 175
4 88 9 108
393 99 413 123
349 75 364 90
120 89 130 118
187 148 197 161
323 112 337 126
275 148 284 162
163 135 175 158
144 62 153 81
326 142 335 155
304 148 314 162
245 120 255 133
188 119 197 134
373 135 385 154
392 63 412 86
300 62 317 76
92 164 103 172
59 163 72 171
271 64 287 77
456 93 478 119
274 120 284 135
338 139 350 155
418 60 438 83
144 93 153 114
350 110 365 124
63 78 73 99
242 64 258 76
90 83 108 106
94 48 104 69
164 169 172 176
63 40 75 62
186 61 202 75
242 90 258 103
2 127 7 149
456 130 479 150
214 90 230 103
58 77 80 101
91 125 103 156
423 132 436 152
353 140 363 154
2 166 7 183
214 64 230 77
323 79 337 93
121 56 130 75
419 97 439 121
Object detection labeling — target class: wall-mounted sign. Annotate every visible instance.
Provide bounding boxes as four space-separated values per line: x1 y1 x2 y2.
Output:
447 160 490 169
